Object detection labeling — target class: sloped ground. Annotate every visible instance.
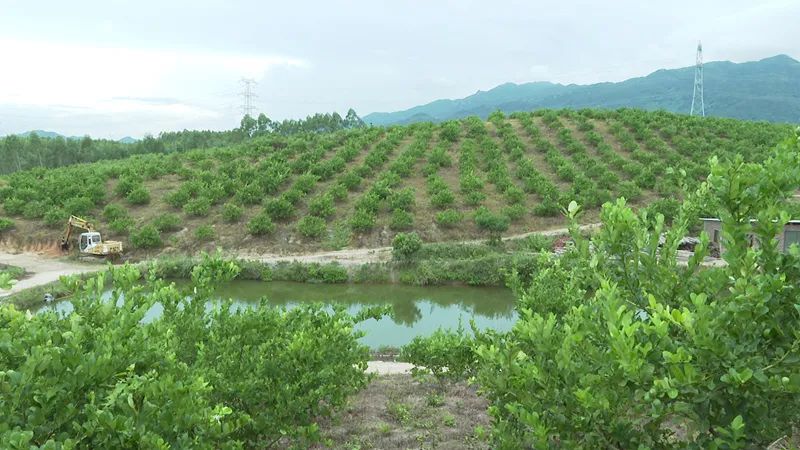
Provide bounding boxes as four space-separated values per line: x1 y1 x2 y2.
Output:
317 374 490 450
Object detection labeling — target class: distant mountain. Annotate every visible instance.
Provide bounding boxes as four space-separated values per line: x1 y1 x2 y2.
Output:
10 130 138 143
18 130 67 139
364 55 800 125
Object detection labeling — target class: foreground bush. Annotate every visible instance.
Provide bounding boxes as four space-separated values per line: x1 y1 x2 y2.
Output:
0 255 383 448
473 133 800 448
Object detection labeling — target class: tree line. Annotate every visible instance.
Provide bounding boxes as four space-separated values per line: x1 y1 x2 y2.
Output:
0 109 365 174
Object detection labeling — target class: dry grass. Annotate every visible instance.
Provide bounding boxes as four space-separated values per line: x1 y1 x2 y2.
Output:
316 374 490 450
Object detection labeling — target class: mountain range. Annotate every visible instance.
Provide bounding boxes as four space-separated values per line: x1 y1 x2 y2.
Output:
14 130 138 143
363 55 800 125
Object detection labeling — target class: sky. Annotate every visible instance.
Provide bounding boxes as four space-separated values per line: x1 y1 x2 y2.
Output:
0 0 798 139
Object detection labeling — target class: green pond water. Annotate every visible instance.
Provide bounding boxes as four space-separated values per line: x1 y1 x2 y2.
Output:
40 281 517 348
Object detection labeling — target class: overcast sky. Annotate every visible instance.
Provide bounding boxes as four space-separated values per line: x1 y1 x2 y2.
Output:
1 0 798 139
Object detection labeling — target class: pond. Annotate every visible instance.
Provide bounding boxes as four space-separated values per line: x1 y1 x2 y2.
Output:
39 281 517 348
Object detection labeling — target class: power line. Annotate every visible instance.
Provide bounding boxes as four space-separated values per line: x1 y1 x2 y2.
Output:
690 41 705 117
239 78 258 117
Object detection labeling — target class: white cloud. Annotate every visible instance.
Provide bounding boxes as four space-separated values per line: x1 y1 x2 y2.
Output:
0 38 309 118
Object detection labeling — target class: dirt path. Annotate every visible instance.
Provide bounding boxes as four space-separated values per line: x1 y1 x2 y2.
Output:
0 252 104 297
1 224 598 297
241 223 599 266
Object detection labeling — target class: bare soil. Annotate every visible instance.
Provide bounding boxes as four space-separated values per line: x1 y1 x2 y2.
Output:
317 374 491 450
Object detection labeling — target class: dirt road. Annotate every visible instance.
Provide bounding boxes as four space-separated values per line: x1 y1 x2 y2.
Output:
242 223 598 266
0 252 103 297
1 224 596 296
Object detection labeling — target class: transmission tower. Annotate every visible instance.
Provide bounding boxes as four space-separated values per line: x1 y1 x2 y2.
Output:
239 78 258 117
690 41 705 117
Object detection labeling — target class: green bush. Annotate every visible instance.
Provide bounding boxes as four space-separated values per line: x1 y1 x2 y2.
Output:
297 216 327 239
434 209 463 228
389 209 414 231
0 218 14 232
401 324 476 383
392 232 423 260
165 189 191 209
130 224 162 249
0 256 379 447
265 197 295 220
221 202 243 223
502 204 526 222
349 208 376 232
125 186 151 205
194 225 215 240
109 217 134 234
388 188 415 211
475 133 800 448
474 207 510 234
62 197 95 217
309 193 335 218
153 213 182 232
183 197 212 217
102 203 128 222
114 175 142 196
43 208 66 228
430 189 455 208
248 211 275 236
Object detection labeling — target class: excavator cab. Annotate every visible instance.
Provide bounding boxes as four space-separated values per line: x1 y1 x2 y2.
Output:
79 232 103 252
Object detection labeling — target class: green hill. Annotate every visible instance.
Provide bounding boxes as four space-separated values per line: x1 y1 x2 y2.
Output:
364 55 800 125
0 109 792 256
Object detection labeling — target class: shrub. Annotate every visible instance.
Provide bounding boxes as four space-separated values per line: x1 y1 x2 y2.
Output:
502 204 526 222
475 134 800 448
430 189 455 208
102 203 128 222
389 209 414 231
297 216 326 239
248 211 275 236
388 188 415 211
265 197 295 220
126 186 151 205
0 256 378 447
0 218 14 232
520 234 553 252
349 208 376 232
221 202 243 223
43 208 66 228
165 189 191 209
434 209 463 228
130 224 162 249
474 206 510 234
114 175 142 196
392 232 423 260
309 193 335 218
401 324 476 383
153 213 182 232
183 197 213 217
109 217 134 234
62 197 95 217
194 225 215 241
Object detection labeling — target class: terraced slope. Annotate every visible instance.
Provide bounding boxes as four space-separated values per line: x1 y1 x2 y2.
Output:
0 109 792 256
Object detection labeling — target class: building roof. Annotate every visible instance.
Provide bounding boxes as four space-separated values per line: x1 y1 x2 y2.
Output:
701 217 800 224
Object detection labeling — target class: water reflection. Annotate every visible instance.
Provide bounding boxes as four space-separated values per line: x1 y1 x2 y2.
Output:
38 281 517 348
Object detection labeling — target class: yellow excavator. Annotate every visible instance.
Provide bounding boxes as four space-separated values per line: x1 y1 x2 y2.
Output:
60 215 123 259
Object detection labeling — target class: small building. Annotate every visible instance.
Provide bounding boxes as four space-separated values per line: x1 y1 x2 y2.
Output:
701 218 800 254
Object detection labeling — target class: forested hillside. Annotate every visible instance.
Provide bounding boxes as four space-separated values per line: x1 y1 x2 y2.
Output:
0 110 364 174
365 55 800 125
0 109 792 255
